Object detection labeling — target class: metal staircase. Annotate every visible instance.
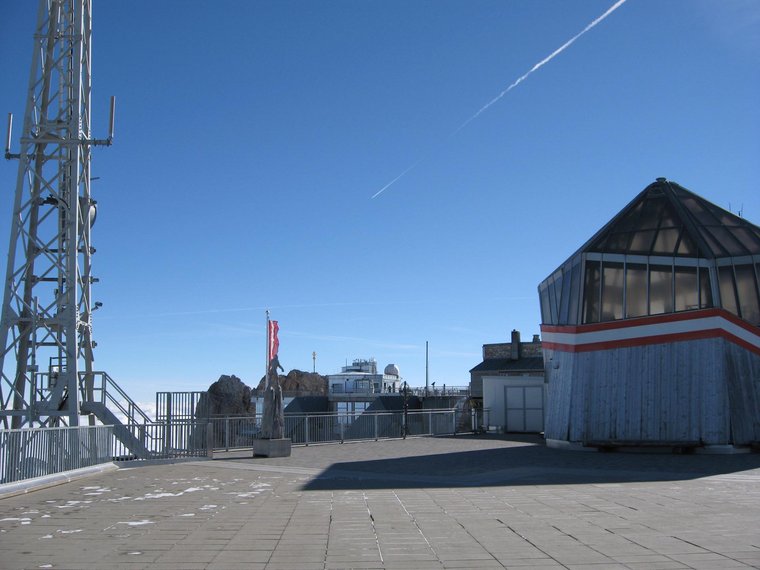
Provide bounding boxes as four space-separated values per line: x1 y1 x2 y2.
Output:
79 372 154 459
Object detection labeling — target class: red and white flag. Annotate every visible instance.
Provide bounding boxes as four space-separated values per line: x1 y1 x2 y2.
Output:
268 320 279 361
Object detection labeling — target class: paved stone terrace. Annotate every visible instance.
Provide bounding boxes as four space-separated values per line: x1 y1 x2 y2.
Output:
2 435 760 569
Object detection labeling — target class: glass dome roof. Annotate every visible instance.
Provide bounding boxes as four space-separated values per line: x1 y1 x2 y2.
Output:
585 178 760 259
539 179 760 327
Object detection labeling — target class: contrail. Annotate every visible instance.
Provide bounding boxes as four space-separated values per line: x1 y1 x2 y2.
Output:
371 0 628 199
371 159 423 199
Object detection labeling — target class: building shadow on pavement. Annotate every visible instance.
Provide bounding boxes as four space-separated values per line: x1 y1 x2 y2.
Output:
302 435 760 491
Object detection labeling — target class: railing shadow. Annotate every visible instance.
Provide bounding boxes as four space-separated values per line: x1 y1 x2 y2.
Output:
302 435 760 491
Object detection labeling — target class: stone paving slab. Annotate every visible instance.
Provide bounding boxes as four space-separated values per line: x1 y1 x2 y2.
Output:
1 435 760 569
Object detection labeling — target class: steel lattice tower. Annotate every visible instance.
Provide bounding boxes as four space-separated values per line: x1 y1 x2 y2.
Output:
1 0 112 428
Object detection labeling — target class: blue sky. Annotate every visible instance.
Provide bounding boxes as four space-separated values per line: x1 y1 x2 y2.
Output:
1 1 758 404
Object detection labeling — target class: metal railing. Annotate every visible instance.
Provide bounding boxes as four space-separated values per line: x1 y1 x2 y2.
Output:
86 371 154 425
110 420 211 461
328 384 471 397
0 407 492 482
0 425 114 484
156 391 206 421
207 408 486 451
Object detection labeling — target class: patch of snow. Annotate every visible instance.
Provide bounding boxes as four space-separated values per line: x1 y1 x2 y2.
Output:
56 529 83 534
134 492 182 500
56 500 90 508
116 520 154 527
133 487 202 501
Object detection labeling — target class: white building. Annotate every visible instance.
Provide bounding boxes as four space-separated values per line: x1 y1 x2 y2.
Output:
327 358 402 395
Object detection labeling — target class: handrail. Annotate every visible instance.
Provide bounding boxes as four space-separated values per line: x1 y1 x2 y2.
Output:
80 371 154 425
1 424 114 484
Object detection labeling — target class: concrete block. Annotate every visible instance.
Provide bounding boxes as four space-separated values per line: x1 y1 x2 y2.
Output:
253 438 292 457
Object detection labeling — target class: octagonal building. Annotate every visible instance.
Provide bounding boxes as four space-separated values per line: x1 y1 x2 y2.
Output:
538 178 760 449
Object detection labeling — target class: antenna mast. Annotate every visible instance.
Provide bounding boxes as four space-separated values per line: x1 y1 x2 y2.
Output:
0 0 112 428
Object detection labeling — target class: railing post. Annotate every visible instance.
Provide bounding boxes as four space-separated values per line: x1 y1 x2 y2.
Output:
339 419 344 443
225 417 230 452
374 414 378 441
305 416 310 446
452 410 457 435
206 422 214 459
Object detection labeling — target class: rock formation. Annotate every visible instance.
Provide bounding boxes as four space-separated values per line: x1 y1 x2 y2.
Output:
256 369 328 395
198 374 255 417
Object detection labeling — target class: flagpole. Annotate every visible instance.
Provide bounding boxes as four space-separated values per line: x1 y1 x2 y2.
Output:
265 309 270 390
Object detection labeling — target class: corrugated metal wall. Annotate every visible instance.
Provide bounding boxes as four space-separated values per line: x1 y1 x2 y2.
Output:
544 338 760 445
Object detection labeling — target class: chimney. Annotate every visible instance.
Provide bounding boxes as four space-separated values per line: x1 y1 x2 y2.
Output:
532 334 540 343
510 329 521 361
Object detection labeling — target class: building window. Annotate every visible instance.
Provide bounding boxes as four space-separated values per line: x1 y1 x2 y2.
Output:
649 265 673 315
735 264 760 324
625 263 648 318
674 266 698 312
601 262 624 321
718 266 739 316
583 260 601 324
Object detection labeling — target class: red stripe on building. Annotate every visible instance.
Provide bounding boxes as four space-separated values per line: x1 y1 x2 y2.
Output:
541 310 760 356
540 308 756 336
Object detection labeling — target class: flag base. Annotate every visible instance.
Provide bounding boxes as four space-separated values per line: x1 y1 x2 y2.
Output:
252 438 292 458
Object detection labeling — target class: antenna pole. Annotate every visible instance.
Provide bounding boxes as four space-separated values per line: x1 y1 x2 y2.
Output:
108 96 115 142
4 113 12 158
425 341 429 397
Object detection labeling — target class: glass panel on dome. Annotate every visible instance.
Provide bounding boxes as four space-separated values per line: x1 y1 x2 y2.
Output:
568 261 581 325
674 266 698 312
583 261 601 323
718 266 739 316
606 232 632 252
616 201 644 231
708 205 741 227
601 262 624 321
540 285 551 324
681 195 716 226
652 228 681 255
559 268 571 324
649 265 673 315
549 273 561 324
698 227 728 257
629 230 657 254
625 263 648 318
699 267 713 308
705 225 748 256
676 231 697 256
638 196 665 229
658 206 678 229
735 264 760 324
732 227 760 255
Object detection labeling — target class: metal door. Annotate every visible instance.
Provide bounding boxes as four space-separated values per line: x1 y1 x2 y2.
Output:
505 385 544 433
